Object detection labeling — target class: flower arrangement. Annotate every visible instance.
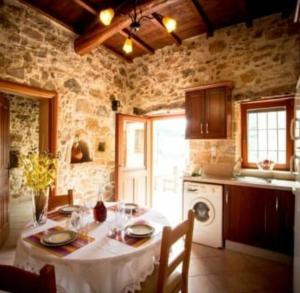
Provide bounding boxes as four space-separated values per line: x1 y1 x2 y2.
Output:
20 152 57 191
20 152 57 225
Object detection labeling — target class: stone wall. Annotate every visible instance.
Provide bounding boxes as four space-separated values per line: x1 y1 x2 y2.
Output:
0 0 130 201
8 95 39 200
127 14 300 172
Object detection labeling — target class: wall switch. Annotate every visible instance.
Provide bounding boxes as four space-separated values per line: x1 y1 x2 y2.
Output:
211 146 217 158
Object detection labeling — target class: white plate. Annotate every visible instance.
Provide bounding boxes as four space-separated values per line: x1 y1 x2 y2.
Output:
41 230 77 247
125 223 154 238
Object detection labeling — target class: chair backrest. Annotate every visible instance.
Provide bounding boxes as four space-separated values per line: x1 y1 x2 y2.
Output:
0 264 56 293
48 189 73 211
157 209 194 293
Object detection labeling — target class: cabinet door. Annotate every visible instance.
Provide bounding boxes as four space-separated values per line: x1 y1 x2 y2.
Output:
224 185 265 247
205 87 228 139
264 190 294 255
185 91 205 139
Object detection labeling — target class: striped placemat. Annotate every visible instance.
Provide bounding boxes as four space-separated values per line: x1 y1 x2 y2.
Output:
107 205 148 217
107 220 161 248
107 230 152 248
24 226 95 257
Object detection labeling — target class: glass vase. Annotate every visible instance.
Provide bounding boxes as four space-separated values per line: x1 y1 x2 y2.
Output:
32 188 49 226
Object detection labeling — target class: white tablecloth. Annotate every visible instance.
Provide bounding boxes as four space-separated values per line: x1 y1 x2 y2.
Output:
14 203 168 293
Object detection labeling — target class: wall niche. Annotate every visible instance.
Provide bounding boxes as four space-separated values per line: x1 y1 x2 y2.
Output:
71 135 92 164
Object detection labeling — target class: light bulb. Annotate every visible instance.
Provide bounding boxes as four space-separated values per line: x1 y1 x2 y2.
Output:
162 16 176 33
123 37 133 54
99 8 115 26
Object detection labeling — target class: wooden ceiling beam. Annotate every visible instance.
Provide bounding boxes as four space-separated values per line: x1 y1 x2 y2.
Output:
103 44 133 63
191 0 214 36
295 0 300 23
74 0 176 55
72 0 98 15
120 29 155 54
151 12 182 46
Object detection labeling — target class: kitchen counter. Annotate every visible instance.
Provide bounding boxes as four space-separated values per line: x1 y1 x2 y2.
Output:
183 175 300 192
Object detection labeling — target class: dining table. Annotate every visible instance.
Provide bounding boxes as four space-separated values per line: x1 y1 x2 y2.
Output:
14 202 168 293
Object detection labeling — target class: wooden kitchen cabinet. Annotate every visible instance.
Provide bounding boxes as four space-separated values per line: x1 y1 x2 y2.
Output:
224 185 295 255
185 81 233 139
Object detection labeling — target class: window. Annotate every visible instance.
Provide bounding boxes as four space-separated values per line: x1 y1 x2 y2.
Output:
241 98 294 170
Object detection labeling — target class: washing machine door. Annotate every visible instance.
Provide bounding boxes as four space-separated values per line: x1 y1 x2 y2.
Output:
192 197 215 226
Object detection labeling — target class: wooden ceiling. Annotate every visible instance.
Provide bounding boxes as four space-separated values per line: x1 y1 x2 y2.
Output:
18 0 298 62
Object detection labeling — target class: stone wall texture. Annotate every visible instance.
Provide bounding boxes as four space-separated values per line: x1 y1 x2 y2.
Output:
1 0 300 201
8 96 39 200
127 14 300 171
0 0 131 201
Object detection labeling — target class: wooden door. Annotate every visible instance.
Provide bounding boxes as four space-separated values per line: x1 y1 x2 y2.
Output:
185 91 205 139
0 95 9 246
205 87 228 139
265 190 294 255
115 114 150 206
224 185 265 247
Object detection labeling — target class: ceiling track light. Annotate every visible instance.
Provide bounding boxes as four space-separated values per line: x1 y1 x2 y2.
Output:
98 0 177 54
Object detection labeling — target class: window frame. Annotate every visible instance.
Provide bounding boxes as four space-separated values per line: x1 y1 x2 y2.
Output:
241 98 294 171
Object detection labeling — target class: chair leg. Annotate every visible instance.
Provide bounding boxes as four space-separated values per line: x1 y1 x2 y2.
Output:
181 276 188 293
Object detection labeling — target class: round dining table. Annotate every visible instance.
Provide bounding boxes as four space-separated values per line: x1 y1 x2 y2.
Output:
14 203 168 293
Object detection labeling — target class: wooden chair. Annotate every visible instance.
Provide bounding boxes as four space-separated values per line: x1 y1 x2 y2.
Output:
48 189 73 212
138 209 194 293
0 264 56 293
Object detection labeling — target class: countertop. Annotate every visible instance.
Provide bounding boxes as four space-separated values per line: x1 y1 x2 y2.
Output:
183 175 300 192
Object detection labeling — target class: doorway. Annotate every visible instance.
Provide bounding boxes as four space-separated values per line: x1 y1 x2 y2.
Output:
116 114 188 223
151 117 188 223
0 79 58 248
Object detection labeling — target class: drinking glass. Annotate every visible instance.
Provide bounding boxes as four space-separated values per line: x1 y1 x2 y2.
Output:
70 211 81 231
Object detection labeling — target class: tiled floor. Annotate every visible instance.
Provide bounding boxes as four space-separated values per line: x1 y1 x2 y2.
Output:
188 244 293 293
0 242 293 292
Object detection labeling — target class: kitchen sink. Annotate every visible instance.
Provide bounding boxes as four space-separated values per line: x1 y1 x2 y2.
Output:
233 176 272 184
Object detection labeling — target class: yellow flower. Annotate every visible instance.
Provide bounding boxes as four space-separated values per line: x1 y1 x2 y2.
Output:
20 152 57 192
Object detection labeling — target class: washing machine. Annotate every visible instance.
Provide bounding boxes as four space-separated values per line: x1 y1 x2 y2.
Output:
183 181 223 248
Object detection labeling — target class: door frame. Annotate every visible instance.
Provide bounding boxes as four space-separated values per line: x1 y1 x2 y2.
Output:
0 79 58 198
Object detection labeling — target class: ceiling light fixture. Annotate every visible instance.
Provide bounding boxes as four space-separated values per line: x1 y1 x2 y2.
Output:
98 0 177 54
99 8 115 26
122 37 133 54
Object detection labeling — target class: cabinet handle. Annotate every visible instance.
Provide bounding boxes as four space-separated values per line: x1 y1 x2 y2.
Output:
200 123 203 134
275 196 279 212
225 191 229 204
206 123 209 134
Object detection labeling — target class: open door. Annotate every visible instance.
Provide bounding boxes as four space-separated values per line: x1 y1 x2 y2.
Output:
0 95 9 246
115 114 151 206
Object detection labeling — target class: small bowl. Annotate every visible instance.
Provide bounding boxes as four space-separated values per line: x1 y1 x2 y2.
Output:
257 160 275 171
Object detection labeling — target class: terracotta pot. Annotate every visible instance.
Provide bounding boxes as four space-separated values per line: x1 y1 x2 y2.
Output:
71 144 83 162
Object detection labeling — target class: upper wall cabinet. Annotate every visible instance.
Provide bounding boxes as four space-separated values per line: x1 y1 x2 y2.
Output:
185 81 233 139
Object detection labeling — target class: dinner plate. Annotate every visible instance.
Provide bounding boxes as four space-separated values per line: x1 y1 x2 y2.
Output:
125 223 154 238
41 230 77 247
125 203 138 213
58 205 81 215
